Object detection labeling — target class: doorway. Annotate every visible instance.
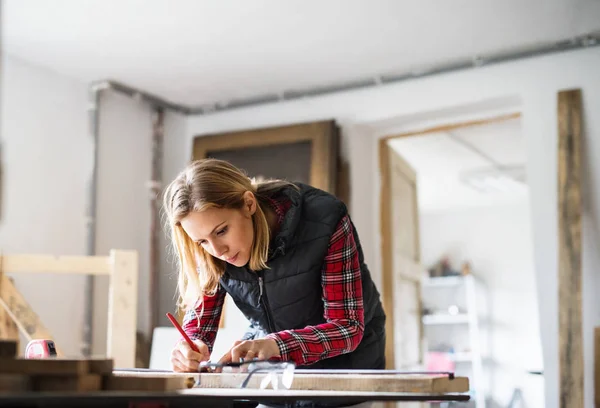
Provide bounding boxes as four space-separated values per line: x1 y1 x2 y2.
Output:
379 113 544 408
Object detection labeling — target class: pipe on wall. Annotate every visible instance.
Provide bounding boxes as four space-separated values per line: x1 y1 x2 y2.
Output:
149 106 164 339
82 82 108 357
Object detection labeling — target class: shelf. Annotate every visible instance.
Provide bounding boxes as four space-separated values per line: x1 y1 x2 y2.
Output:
422 313 470 325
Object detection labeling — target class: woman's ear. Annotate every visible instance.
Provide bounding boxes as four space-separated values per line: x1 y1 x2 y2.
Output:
242 191 257 216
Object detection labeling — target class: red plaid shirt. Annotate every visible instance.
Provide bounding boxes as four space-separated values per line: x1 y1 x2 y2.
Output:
182 196 365 366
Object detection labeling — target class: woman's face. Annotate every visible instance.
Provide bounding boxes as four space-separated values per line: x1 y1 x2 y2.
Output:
180 192 256 268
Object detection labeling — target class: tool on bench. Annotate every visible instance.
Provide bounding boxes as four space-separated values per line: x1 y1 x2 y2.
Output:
25 339 57 359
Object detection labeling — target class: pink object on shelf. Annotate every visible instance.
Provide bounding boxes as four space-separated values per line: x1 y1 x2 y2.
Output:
426 351 456 372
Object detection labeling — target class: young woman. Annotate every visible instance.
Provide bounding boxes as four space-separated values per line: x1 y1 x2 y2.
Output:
162 158 386 373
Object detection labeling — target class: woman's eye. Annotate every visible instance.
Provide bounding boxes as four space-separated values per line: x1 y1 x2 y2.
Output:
216 226 228 236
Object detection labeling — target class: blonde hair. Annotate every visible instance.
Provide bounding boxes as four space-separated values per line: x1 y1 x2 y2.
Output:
162 158 296 313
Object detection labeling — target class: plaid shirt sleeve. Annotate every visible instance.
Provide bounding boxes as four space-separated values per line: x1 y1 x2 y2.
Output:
266 214 365 366
181 284 226 354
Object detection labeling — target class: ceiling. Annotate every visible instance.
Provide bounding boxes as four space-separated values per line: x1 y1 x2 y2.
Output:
388 117 529 213
3 0 599 107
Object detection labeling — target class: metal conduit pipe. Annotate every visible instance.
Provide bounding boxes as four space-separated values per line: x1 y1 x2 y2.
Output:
96 31 599 117
82 82 108 357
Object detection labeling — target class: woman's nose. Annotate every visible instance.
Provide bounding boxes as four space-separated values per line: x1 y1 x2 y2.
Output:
212 242 227 257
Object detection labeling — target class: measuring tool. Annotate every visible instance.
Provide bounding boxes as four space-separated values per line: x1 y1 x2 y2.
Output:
25 339 57 359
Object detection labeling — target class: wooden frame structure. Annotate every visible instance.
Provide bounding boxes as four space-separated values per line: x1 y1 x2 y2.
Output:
192 120 339 195
0 249 138 368
557 88 583 408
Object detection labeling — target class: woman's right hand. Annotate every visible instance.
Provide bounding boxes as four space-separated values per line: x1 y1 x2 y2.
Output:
171 339 211 372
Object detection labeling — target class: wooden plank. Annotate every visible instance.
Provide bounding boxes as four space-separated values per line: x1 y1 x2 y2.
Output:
0 374 31 393
595 327 600 408
106 250 138 369
182 388 469 400
0 271 19 345
192 120 339 194
105 374 195 392
0 358 89 375
0 274 62 356
0 255 111 275
88 358 114 375
0 307 19 346
557 88 583 408
196 373 468 394
382 112 521 141
379 140 395 370
33 374 102 392
112 370 469 394
0 340 17 358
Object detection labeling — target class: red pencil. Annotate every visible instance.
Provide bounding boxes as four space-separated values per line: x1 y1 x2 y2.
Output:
166 312 200 353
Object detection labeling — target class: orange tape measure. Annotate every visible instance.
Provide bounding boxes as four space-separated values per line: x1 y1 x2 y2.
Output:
25 339 57 359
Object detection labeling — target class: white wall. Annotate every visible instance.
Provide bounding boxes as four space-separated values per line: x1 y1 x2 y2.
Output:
419 199 543 407
0 54 189 360
183 47 600 408
0 55 90 356
158 109 189 326
92 90 153 355
92 90 188 355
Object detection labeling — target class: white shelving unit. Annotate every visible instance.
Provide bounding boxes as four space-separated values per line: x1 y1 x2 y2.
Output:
421 274 487 408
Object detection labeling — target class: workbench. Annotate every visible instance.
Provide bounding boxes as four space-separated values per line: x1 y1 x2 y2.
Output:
0 367 471 407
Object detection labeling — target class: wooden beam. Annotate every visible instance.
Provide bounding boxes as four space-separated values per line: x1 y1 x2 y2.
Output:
112 370 469 394
106 250 138 369
0 272 19 345
0 255 111 275
0 273 63 356
595 327 600 408
0 340 17 358
378 140 395 370
557 88 583 408
382 112 521 141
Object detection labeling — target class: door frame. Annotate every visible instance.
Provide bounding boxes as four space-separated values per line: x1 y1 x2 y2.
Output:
192 120 340 194
378 112 521 369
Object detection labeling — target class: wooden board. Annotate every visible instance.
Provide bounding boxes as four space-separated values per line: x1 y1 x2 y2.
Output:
557 88 583 408
0 271 19 345
0 340 16 358
0 358 113 376
33 374 103 392
106 250 138 369
596 327 600 408
105 374 195 392
0 274 61 355
0 255 111 275
112 370 468 394
379 140 423 371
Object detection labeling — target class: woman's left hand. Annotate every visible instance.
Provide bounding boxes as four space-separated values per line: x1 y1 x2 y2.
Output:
217 338 281 368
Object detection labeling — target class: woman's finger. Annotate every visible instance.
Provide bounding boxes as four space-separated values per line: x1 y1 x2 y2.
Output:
192 340 211 361
244 349 257 361
171 354 187 373
230 341 249 364
178 341 203 361
173 348 200 371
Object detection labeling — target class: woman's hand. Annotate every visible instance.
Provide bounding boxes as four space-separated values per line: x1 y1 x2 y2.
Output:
170 339 211 372
217 338 281 368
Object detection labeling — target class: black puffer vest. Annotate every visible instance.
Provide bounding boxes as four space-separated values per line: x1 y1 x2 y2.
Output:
219 183 386 370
